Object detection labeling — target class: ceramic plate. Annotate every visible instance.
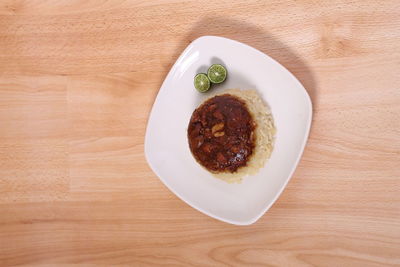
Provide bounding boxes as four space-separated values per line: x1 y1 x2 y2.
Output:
145 36 312 225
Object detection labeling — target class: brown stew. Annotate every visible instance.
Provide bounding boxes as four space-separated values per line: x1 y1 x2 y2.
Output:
187 94 256 173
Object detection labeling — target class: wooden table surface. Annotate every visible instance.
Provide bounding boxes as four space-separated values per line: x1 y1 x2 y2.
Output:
1 0 399 266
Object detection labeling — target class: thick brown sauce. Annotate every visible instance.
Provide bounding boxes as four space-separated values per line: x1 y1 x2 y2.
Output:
188 94 256 173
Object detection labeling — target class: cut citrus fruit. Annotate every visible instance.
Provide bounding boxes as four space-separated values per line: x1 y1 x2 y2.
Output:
207 64 227 84
194 73 211 92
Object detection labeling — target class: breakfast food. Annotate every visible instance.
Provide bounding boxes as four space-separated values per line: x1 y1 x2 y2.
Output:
187 89 275 183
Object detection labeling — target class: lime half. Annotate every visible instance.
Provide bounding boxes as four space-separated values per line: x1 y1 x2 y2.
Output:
207 64 227 84
194 73 211 92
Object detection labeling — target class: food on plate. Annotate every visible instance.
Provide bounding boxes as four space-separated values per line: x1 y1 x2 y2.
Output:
207 64 227 84
193 64 227 92
188 94 254 172
187 89 275 183
194 73 211 92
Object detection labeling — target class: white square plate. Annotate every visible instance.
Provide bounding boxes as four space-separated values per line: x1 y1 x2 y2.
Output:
145 36 312 225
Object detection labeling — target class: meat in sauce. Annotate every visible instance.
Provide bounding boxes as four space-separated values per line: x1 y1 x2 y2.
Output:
187 94 256 173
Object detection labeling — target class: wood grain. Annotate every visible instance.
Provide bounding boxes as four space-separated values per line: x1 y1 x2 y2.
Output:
0 0 399 266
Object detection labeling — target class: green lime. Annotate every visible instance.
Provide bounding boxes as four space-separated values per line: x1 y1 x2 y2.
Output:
194 73 211 92
207 64 227 84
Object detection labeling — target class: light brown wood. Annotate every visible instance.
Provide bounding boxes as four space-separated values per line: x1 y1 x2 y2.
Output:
1 0 399 266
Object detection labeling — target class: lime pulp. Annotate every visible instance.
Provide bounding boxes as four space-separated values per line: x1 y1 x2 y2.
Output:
194 73 211 92
207 64 227 84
